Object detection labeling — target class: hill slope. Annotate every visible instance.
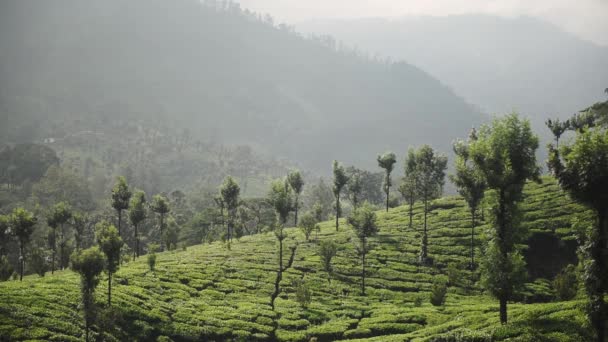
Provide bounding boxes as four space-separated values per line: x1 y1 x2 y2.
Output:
298 14 608 150
0 0 484 173
0 177 592 341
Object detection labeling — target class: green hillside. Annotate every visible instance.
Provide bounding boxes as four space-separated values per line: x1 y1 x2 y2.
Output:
0 177 591 341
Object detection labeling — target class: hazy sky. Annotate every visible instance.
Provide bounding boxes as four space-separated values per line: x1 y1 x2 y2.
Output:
236 0 608 46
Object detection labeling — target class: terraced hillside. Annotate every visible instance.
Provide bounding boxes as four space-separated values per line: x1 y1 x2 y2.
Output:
0 177 592 341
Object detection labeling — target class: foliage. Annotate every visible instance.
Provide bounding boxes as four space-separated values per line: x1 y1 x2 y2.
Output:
287 170 304 225
332 160 349 230
430 279 448 306
128 191 146 259
451 134 486 269
267 178 293 224
553 264 578 301
298 212 317 242
348 202 378 295
377 152 397 212
71 246 106 342
151 194 170 251
0 143 59 186
0 255 13 281
32 165 94 211
96 221 124 305
29 248 48 277
469 113 540 324
10 207 38 281
220 176 240 242
292 278 312 308
408 145 448 262
318 240 337 282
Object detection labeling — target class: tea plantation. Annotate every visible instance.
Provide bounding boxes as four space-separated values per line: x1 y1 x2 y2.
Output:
0 177 592 341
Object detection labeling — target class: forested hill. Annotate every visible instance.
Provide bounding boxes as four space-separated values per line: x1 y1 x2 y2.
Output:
0 0 485 173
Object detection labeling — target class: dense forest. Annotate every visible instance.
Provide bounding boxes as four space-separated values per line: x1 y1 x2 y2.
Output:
1 0 608 341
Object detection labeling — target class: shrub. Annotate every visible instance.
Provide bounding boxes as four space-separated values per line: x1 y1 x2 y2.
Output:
553 264 578 300
0 255 13 281
147 244 158 272
293 278 312 308
430 280 448 306
414 295 424 307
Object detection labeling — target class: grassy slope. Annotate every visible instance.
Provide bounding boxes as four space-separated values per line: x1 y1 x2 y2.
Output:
0 177 592 341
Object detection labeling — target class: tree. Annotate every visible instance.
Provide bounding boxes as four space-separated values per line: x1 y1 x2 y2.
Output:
96 222 124 306
377 152 397 212
547 101 608 341
545 118 569 149
332 160 349 231
411 145 448 263
346 168 363 209
111 176 132 237
298 212 317 242
348 203 378 295
318 240 337 284
287 170 304 225
0 215 9 257
128 191 146 260
47 201 73 273
220 176 240 242
10 208 37 281
267 178 293 225
469 114 540 324
400 149 418 229
71 247 106 342
150 194 170 252
450 135 486 269
72 212 88 251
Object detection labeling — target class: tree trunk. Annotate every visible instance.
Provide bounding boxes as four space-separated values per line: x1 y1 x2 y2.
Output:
361 238 366 296
386 187 390 212
335 194 340 231
470 209 476 270
19 243 24 281
117 210 122 237
51 228 56 275
420 197 428 262
59 224 64 270
160 214 165 252
409 197 414 229
133 224 138 261
498 189 509 324
294 196 299 226
499 296 508 324
108 272 112 306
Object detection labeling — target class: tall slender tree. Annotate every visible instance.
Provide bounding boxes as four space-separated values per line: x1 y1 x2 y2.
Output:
111 176 132 237
128 191 146 260
287 170 304 226
545 118 569 149
268 178 293 225
450 134 486 269
400 149 418 229
10 208 37 281
332 160 349 231
377 152 397 212
547 99 608 341
346 169 363 210
151 194 170 251
0 215 9 257
220 176 240 242
348 203 378 295
71 246 105 342
47 201 72 273
96 222 124 306
71 213 88 251
470 114 540 324
411 146 447 263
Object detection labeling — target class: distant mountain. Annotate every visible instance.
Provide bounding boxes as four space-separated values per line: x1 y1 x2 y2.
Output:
298 15 608 146
0 0 484 175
